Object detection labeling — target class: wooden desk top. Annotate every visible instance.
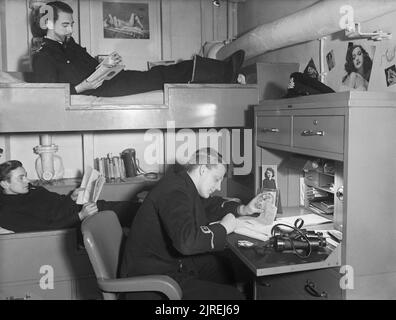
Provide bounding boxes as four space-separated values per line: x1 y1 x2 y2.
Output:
227 230 336 277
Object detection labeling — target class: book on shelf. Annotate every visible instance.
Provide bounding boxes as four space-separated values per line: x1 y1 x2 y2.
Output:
95 154 128 183
76 166 106 204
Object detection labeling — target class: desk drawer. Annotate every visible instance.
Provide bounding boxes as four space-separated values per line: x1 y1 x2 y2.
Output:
293 116 344 154
257 268 342 300
0 280 72 300
257 116 291 146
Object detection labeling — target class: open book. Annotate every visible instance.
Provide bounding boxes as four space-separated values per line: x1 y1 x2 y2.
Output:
86 53 125 83
76 166 106 205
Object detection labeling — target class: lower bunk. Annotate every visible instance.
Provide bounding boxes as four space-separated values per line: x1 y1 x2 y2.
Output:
0 228 100 300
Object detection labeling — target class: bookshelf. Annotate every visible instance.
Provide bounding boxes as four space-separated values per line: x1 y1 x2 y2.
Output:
34 174 161 201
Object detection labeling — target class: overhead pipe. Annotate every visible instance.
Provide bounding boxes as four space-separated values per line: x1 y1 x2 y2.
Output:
216 0 396 61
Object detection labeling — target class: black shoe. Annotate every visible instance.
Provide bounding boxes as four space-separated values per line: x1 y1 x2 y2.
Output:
190 50 245 84
190 55 226 84
222 49 245 83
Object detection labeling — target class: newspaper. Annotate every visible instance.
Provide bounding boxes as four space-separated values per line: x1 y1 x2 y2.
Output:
76 166 106 205
86 53 125 83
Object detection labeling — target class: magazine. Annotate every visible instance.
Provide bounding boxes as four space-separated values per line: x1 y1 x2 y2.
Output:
86 53 125 83
76 166 106 205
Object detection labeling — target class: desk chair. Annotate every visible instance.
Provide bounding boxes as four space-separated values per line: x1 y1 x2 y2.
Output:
81 210 182 300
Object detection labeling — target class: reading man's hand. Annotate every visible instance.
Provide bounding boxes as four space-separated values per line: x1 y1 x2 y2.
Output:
103 51 122 67
78 202 99 221
75 78 104 93
70 187 84 202
238 194 266 216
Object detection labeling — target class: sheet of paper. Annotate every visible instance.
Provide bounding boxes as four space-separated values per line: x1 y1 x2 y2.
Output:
275 213 332 227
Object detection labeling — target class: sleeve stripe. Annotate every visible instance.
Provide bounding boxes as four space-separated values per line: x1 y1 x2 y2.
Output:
200 225 215 249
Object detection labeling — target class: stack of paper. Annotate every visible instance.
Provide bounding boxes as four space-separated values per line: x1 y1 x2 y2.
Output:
275 214 332 227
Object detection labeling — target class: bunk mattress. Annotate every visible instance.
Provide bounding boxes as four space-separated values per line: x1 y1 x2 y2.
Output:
70 90 164 106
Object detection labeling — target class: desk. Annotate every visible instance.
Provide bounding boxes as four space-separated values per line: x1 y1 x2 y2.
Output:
253 92 396 299
227 213 341 299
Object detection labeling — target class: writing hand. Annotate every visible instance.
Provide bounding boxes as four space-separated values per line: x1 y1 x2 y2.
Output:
219 213 236 234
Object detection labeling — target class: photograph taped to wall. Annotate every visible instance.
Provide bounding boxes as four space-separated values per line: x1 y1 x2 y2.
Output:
261 164 277 190
340 42 376 92
304 58 319 80
326 50 335 71
103 2 149 39
385 65 396 87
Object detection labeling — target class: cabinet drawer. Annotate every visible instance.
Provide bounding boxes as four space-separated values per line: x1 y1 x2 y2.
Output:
0 280 72 300
257 116 291 146
293 116 344 154
257 268 342 300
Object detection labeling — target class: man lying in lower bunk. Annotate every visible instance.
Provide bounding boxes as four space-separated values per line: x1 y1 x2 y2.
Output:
0 160 140 233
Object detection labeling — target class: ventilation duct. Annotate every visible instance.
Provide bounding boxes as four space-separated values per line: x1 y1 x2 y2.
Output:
216 0 396 61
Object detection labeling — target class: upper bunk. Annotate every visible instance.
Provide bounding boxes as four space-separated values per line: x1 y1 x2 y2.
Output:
0 81 259 133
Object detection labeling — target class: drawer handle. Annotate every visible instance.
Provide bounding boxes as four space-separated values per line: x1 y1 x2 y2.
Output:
304 280 328 298
261 128 280 133
6 293 32 300
301 130 325 136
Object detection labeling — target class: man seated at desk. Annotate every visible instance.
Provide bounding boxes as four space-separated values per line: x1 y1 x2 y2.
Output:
120 148 264 300
0 160 139 233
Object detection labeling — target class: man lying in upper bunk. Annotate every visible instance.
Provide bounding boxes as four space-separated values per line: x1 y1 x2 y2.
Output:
0 160 139 233
31 1 245 97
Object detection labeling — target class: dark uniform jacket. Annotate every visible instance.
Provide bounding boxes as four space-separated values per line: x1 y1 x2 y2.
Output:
120 170 240 283
0 186 81 232
32 37 193 97
0 185 139 233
